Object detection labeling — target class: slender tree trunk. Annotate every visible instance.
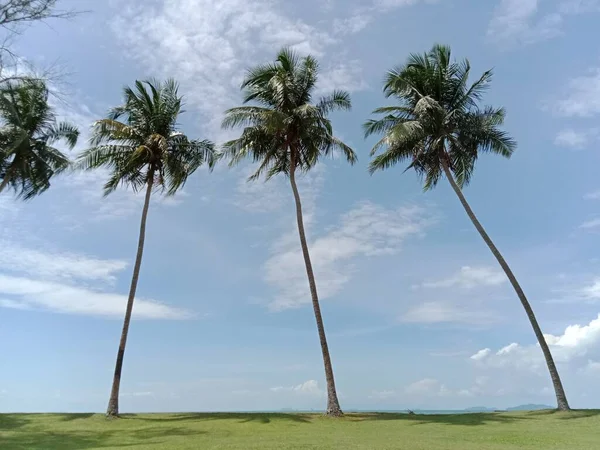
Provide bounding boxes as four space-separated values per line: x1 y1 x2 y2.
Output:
106 170 154 418
441 160 570 411
288 155 343 417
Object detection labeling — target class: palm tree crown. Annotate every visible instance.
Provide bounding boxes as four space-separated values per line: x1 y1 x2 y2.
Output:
365 44 516 188
78 78 215 194
0 78 78 199
222 47 357 177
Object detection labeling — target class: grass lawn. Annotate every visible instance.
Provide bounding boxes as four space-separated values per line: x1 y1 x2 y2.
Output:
1 410 599 449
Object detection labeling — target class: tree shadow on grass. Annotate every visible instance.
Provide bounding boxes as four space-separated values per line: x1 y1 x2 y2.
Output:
346 412 532 426
0 414 30 431
55 413 97 422
0 426 207 450
525 409 600 420
126 412 313 424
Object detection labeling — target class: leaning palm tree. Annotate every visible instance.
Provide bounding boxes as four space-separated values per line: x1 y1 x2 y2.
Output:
0 79 78 198
365 44 570 411
77 79 216 418
222 48 355 417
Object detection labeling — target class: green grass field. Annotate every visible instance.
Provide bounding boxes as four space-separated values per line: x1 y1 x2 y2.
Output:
1 410 599 449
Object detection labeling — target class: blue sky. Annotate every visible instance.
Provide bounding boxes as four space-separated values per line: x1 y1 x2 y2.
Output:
2 0 600 413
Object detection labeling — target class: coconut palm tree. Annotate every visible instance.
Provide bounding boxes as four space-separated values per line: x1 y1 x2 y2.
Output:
77 79 216 418
365 44 570 411
0 78 78 198
222 48 355 417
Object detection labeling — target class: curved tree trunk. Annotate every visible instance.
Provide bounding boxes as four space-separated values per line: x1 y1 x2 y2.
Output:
106 170 154 418
441 161 570 411
289 156 343 417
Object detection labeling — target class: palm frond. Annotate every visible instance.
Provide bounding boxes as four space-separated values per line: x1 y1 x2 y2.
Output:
45 121 79 148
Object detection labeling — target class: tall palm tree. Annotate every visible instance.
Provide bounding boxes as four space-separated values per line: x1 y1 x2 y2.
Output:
0 79 78 198
77 79 216 418
222 48 356 417
365 44 570 411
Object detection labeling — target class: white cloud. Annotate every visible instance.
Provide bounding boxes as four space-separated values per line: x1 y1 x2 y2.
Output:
470 314 600 372
579 218 600 229
264 201 434 310
317 60 368 94
554 128 597 149
584 191 600 200
332 14 372 35
580 279 600 300
0 240 127 283
401 301 498 324
368 389 397 399
374 0 440 10
0 274 191 319
558 0 600 14
470 348 492 361
487 0 600 47
405 378 451 396
421 266 506 289
0 232 191 319
554 68 600 117
487 0 562 46
270 380 323 396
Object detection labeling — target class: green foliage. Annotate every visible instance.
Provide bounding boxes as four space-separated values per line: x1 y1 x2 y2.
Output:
0 78 78 199
365 44 516 190
222 47 356 180
77 79 216 196
1 411 599 449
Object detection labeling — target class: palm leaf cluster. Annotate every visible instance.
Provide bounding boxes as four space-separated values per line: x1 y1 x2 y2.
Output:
77 79 216 195
365 44 516 190
222 48 356 180
0 79 78 199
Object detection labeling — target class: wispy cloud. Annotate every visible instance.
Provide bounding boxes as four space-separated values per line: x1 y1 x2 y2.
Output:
554 128 598 149
401 301 498 325
0 240 127 283
0 235 191 319
405 378 453 396
584 191 600 200
270 380 324 396
420 266 506 289
264 201 435 310
487 0 562 47
0 274 191 319
554 68 600 118
316 60 368 94
579 218 600 229
487 0 599 47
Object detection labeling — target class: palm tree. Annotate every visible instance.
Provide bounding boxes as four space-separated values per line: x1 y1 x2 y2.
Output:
365 44 570 411
222 48 356 417
0 79 78 198
77 79 216 418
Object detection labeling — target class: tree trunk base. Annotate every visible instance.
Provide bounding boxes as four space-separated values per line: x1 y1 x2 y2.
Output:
106 403 119 419
325 407 344 417
556 405 571 412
